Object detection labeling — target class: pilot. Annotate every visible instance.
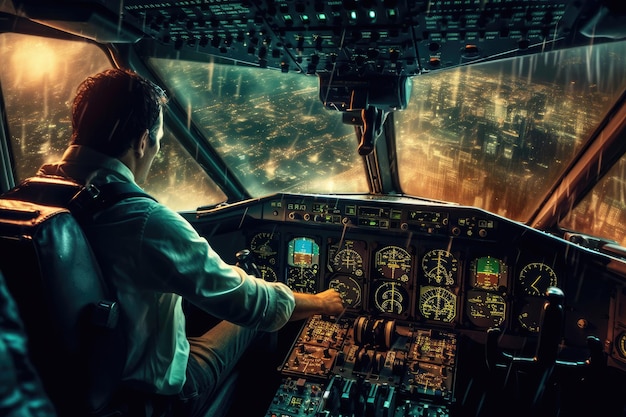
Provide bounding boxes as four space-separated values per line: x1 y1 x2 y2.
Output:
37 68 345 416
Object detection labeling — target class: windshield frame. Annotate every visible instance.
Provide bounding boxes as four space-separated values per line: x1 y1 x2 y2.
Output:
529 89 626 231
127 39 626 233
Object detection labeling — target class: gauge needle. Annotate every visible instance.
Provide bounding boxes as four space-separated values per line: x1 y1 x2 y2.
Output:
531 275 541 293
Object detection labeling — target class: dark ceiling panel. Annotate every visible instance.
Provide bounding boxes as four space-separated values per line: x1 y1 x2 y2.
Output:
9 1 625 77
121 0 605 76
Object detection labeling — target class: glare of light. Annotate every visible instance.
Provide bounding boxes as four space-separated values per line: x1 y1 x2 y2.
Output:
206 60 215 92
11 40 57 82
265 160 277 179
187 101 192 130
349 11 357 20
235 73 242 97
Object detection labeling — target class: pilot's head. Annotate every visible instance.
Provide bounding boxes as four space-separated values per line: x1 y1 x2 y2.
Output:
70 68 168 182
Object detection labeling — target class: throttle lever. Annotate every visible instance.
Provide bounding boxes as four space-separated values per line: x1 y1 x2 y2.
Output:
484 286 607 415
486 286 565 371
486 286 605 372
535 286 564 365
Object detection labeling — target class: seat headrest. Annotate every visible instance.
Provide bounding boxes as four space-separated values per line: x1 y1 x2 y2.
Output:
2 175 83 207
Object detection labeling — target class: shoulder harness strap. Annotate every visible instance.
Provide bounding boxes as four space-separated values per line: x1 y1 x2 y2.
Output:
1 175 157 224
68 182 158 223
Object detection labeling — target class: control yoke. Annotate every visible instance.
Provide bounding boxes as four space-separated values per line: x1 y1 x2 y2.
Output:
485 286 605 408
235 249 262 278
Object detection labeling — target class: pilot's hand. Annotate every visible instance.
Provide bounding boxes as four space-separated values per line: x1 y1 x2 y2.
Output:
316 288 345 316
290 288 345 321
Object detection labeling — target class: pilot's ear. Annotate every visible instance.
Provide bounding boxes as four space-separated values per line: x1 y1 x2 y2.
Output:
134 129 150 158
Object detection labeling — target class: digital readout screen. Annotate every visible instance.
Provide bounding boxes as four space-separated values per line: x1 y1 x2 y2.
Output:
474 257 503 289
288 237 320 267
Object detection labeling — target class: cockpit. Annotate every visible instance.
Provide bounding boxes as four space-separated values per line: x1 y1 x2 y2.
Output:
1 1 626 416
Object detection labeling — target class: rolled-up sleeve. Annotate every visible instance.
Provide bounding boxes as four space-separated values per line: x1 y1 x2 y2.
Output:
138 203 295 332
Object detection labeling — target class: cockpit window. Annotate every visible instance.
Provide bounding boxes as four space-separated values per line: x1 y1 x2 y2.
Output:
0 33 111 178
395 41 626 224
560 155 626 247
148 58 368 197
0 33 224 211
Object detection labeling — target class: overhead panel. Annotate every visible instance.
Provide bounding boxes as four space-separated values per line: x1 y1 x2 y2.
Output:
119 0 599 77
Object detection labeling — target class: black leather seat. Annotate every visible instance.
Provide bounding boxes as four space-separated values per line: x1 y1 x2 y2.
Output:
0 177 126 416
0 176 238 417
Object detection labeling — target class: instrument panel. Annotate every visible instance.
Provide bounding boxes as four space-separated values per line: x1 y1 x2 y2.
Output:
192 192 626 416
197 192 621 362
247 226 566 334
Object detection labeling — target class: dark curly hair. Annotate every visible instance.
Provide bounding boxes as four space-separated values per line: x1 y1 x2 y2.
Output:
70 68 168 157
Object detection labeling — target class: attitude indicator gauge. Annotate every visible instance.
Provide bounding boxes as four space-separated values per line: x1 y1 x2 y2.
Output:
421 249 458 286
286 237 320 294
471 256 507 290
373 281 410 315
419 286 457 322
375 245 412 282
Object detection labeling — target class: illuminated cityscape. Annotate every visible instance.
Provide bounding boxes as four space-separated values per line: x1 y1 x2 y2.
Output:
2 32 626 244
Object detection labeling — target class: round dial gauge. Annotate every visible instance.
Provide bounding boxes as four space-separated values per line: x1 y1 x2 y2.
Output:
328 275 362 308
419 286 457 322
518 263 558 296
373 281 409 315
250 231 280 262
466 290 506 327
421 249 458 286
286 266 318 293
517 297 545 333
329 240 365 276
615 332 626 359
375 246 412 281
258 265 278 282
